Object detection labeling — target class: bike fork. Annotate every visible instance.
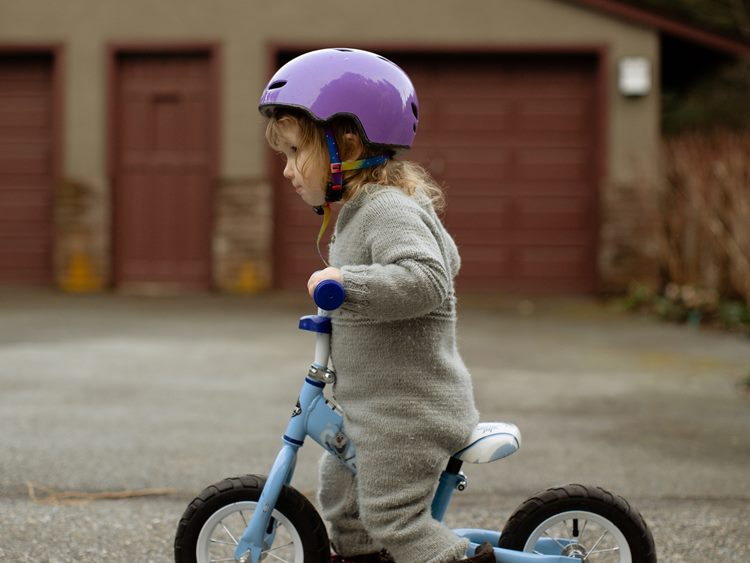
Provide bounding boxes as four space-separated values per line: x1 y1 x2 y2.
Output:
233 444 299 563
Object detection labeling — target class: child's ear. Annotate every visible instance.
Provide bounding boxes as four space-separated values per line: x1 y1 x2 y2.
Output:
342 133 364 161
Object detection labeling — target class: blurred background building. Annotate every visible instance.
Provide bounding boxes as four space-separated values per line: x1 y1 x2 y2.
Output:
1 0 748 296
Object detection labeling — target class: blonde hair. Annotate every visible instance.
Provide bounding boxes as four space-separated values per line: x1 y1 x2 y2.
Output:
265 110 446 212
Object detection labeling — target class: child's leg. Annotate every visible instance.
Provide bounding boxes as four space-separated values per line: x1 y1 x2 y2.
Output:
354 430 468 563
318 453 379 556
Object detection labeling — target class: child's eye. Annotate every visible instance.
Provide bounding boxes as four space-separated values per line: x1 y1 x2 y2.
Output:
290 146 298 153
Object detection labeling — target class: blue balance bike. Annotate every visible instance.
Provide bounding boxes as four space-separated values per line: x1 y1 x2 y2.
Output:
175 281 656 563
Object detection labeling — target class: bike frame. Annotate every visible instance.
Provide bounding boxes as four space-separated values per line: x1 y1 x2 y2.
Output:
233 306 579 563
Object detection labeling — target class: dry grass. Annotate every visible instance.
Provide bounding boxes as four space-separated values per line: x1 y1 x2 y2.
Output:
646 132 750 306
26 481 177 506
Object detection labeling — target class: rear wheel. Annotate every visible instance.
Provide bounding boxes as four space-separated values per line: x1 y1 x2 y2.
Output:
498 484 656 562
174 475 330 563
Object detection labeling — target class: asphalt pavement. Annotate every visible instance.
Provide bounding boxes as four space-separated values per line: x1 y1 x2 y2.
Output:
1 288 749 562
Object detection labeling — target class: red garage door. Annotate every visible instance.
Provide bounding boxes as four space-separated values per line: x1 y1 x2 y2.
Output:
0 53 55 285
113 51 215 291
272 52 600 294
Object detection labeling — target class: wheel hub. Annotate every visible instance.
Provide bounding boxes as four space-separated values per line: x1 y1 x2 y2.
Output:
561 543 588 560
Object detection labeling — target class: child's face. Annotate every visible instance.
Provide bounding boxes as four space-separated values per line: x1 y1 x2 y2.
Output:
276 121 326 207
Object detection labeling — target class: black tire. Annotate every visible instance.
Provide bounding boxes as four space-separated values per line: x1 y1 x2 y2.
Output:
498 484 656 562
174 474 330 563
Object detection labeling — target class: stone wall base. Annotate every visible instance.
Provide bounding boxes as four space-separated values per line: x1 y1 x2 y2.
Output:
213 178 273 293
55 178 108 293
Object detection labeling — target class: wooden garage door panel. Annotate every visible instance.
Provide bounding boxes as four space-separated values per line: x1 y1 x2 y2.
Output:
120 103 209 157
410 146 514 184
435 101 514 133
0 107 49 130
518 99 589 134
0 143 49 174
118 172 211 278
0 54 54 285
0 203 49 225
517 196 592 227
0 182 48 204
520 247 591 276
405 54 597 293
516 147 590 181
460 245 592 293
448 194 513 214
114 53 213 290
430 100 590 139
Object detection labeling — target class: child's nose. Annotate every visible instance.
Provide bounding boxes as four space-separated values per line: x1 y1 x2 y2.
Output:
282 160 295 180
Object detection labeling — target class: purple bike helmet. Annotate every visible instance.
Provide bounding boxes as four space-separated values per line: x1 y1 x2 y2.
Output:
259 48 419 150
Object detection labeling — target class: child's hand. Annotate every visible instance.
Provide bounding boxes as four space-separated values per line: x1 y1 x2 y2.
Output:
307 267 343 298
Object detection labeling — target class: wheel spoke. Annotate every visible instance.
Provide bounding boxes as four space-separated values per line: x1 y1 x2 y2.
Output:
579 518 588 539
220 522 239 545
543 529 569 550
209 538 236 546
588 545 621 556
587 529 610 554
264 541 295 562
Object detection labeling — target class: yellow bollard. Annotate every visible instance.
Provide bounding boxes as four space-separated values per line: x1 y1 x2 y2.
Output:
233 261 264 294
61 252 102 293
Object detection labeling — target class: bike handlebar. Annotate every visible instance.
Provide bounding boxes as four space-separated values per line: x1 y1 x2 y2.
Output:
313 280 346 311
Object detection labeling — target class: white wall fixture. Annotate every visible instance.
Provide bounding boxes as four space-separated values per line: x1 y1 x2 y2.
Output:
618 56 652 96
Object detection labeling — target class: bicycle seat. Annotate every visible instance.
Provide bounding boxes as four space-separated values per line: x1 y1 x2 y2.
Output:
452 422 521 464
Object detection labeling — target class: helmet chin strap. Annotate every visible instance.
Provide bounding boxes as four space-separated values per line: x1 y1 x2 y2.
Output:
313 127 390 215
312 127 390 265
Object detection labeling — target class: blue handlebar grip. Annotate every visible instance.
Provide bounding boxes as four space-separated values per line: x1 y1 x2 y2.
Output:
314 280 346 311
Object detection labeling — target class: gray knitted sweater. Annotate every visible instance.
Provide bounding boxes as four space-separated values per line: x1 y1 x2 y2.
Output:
329 184 479 455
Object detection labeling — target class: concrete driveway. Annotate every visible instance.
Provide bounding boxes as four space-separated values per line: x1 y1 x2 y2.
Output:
1 288 749 562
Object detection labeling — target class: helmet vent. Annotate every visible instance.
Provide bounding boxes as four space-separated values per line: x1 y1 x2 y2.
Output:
268 80 287 90
411 103 419 119
335 48 353 52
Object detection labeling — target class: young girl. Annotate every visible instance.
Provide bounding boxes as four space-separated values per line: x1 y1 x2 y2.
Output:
259 48 494 563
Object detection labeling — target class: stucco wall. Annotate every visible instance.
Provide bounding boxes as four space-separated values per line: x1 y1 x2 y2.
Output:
0 0 660 291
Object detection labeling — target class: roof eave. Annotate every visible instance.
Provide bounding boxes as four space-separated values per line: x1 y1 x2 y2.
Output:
565 0 750 58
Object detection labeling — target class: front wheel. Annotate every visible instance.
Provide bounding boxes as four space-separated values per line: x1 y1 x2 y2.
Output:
498 484 656 562
174 474 330 563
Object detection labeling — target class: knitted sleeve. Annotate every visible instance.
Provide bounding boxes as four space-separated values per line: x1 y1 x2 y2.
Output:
339 191 452 321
